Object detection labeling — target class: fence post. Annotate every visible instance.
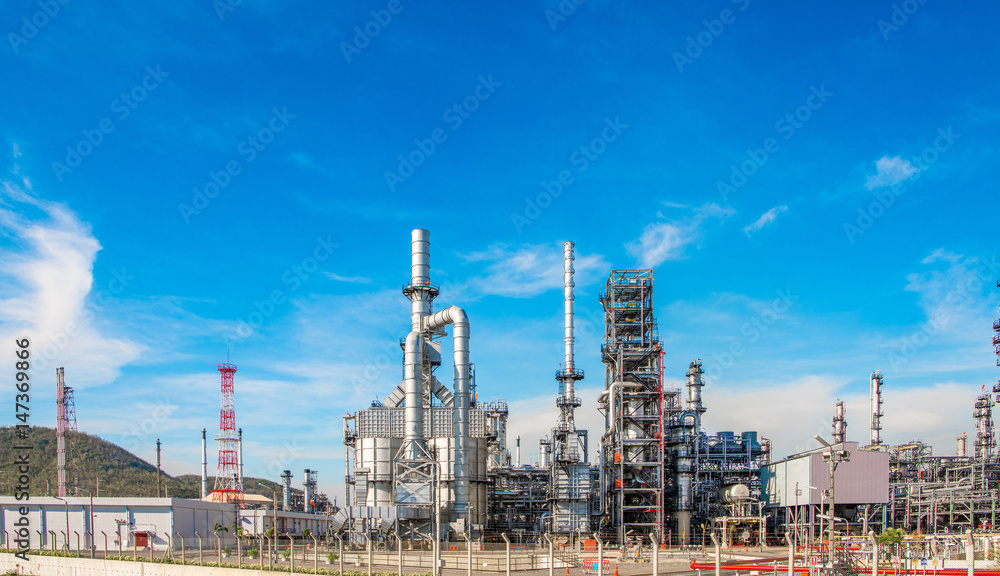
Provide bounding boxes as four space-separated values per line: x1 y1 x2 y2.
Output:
176 533 185 565
545 533 554 576
395 532 403 576
711 532 721 576
312 534 319 574
786 532 795 576
365 532 373 576
87 531 95 559
463 531 473 576
196 532 202 564
594 533 604 576
502 533 511 576
651 534 659 576
289 534 295 573
335 533 344 576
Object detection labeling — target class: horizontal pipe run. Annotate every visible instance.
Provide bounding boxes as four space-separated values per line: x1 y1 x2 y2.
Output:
688 564 998 576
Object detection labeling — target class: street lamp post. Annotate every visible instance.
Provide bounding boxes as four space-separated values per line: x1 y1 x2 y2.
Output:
53 496 70 552
814 435 849 566
77 488 95 557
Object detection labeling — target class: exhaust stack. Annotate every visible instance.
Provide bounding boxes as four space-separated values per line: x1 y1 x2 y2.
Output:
201 429 208 499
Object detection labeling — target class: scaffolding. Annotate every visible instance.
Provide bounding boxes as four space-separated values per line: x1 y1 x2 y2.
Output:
599 270 664 543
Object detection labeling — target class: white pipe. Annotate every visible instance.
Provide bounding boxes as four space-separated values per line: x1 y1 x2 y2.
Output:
201 429 208 499
516 436 521 467
563 241 575 400
410 229 432 331
402 331 426 459
423 305 471 518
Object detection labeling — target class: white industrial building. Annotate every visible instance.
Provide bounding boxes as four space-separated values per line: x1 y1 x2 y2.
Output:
762 441 890 539
0 497 333 552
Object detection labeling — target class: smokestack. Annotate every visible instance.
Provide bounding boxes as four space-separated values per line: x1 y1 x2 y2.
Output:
281 470 292 511
516 436 521 467
201 429 208 498
238 428 244 488
156 438 162 498
957 433 968 457
399 229 437 462
685 360 705 430
56 367 67 498
870 372 884 449
833 400 847 444
563 241 576 400
410 229 432 331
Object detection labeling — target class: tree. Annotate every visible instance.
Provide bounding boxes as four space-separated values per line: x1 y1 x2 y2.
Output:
876 528 905 563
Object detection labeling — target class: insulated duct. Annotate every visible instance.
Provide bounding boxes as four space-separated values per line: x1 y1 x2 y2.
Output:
401 330 427 460
422 305 471 519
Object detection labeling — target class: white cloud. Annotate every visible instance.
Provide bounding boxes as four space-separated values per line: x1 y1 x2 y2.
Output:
865 155 919 189
626 222 695 267
454 243 608 299
743 205 788 236
324 271 372 284
626 202 733 268
0 178 145 388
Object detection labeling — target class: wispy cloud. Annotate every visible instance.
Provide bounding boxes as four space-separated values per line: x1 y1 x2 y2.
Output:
324 272 372 284
455 242 608 299
626 202 733 268
0 167 145 388
865 155 919 189
743 205 788 236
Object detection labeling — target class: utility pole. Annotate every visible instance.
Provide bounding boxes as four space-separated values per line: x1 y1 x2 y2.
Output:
815 435 849 566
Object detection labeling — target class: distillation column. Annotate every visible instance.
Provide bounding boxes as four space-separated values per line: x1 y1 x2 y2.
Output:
833 400 847 444
550 241 589 533
869 372 884 449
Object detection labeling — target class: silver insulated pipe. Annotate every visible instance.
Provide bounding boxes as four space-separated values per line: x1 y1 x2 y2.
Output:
402 331 427 459
201 428 208 499
563 241 576 401
410 229 433 331
400 229 438 461
423 305 471 518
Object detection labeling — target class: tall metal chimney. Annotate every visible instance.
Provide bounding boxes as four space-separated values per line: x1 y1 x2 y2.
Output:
201 429 208 498
833 400 847 444
554 241 583 452
281 470 292 511
56 367 67 498
238 428 244 488
957 433 968 457
685 359 706 430
870 371 884 449
516 436 521 467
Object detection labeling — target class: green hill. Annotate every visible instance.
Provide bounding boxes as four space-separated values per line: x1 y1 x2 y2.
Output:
0 426 288 500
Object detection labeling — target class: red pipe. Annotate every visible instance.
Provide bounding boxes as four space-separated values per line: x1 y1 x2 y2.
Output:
690 562 1000 576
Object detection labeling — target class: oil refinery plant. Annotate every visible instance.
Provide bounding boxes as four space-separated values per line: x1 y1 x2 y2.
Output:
5 228 1000 560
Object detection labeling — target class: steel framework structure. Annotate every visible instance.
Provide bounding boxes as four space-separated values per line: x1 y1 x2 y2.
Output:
600 270 664 543
213 362 244 508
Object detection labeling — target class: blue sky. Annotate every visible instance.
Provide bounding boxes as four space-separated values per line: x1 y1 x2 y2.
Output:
2 1 999 501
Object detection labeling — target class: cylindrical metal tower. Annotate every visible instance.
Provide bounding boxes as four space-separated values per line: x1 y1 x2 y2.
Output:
201 429 208 498
869 371 884 449
832 400 847 444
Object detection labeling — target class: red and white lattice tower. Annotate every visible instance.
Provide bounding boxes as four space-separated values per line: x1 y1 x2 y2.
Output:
212 363 244 508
